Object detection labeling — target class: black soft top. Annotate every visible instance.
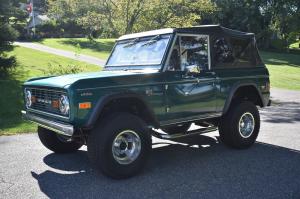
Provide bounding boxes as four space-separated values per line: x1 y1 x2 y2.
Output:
176 25 254 38
118 25 254 41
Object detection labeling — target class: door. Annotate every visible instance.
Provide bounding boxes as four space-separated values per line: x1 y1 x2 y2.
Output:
163 34 217 124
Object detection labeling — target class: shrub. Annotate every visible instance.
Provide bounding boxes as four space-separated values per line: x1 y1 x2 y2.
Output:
36 20 64 38
287 32 299 49
0 18 19 77
43 63 86 76
0 55 17 77
270 39 286 51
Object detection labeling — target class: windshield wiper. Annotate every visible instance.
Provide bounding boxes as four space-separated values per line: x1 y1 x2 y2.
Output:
124 38 140 48
141 35 161 47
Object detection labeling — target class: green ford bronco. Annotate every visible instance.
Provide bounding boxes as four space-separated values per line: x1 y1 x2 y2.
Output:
22 25 271 179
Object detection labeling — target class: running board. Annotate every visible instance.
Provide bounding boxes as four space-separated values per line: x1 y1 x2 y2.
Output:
151 126 218 140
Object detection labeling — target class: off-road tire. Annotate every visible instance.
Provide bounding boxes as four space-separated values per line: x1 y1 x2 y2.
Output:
219 101 260 149
38 126 83 153
87 112 151 179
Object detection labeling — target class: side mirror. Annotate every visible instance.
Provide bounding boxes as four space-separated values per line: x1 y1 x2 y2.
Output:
185 64 200 75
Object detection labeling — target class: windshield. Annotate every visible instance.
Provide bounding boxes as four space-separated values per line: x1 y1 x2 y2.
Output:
106 34 171 67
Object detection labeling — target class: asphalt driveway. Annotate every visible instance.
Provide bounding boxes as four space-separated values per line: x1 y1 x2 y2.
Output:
0 88 300 199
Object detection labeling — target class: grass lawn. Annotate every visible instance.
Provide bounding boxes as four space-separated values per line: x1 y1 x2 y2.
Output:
261 51 300 90
290 41 300 49
36 38 115 59
0 46 100 135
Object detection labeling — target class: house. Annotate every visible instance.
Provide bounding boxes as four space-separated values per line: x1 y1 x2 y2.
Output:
27 14 50 28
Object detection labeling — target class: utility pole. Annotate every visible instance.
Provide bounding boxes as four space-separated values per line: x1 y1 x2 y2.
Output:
31 0 36 37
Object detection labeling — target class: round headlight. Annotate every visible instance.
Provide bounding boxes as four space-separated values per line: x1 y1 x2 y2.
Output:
25 90 32 108
59 95 70 115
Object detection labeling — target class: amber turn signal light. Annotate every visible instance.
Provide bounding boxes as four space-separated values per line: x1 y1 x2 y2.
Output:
31 96 36 103
79 102 91 109
52 100 59 108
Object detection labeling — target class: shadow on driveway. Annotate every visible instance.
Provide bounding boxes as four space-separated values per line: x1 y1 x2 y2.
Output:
260 100 300 124
31 135 300 199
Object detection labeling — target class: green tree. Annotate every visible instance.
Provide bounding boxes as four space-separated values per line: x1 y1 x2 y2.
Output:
212 0 266 33
46 0 299 49
212 0 300 49
137 0 216 32
76 11 106 39
264 0 300 48
47 0 216 37
0 0 26 73
94 0 147 36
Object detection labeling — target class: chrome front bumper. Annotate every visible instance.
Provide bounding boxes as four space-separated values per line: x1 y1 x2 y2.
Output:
21 110 74 137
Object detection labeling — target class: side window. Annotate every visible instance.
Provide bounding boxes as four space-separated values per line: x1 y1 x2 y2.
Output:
213 37 256 68
231 38 256 67
180 35 209 71
213 37 234 66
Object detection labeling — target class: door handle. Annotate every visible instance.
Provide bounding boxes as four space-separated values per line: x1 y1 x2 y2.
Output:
181 74 192 79
206 71 216 75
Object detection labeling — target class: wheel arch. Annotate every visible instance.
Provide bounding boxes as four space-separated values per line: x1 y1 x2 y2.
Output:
223 83 264 115
84 92 159 129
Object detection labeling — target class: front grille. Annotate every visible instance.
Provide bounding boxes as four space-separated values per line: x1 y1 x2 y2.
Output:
26 87 68 117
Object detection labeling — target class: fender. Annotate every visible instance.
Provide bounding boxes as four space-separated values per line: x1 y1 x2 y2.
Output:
84 92 159 128
222 82 265 115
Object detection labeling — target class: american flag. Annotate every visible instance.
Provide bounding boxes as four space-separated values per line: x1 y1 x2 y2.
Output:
26 2 33 15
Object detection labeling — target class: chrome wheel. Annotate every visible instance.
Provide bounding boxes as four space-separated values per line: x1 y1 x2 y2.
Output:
112 130 141 165
238 112 255 138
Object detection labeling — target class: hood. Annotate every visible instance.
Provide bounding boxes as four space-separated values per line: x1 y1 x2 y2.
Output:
23 70 157 88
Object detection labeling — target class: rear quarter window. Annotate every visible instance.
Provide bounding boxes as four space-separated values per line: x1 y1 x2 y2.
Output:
212 36 261 69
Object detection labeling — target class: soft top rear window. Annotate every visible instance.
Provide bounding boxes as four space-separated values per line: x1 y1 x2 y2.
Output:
212 36 262 68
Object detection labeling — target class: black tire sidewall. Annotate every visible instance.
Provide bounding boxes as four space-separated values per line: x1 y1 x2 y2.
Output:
220 101 260 148
87 113 151 179
38 126 83 153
